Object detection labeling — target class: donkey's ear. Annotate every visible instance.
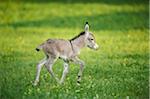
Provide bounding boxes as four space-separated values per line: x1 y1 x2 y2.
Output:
84 22 89 33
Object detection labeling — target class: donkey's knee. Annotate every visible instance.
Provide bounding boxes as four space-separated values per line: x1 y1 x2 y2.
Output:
79 61 85 72
81 60 85 66
37 63 43 69
64 63 69 74
80 62 85 68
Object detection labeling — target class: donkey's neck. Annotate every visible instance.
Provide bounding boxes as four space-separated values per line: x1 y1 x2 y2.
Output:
71 35 86 54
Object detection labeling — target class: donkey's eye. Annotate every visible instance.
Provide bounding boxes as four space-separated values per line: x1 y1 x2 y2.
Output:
91 39 94 40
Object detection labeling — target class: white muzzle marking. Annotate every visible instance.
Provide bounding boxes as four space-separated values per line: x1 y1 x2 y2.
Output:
94 43 99 50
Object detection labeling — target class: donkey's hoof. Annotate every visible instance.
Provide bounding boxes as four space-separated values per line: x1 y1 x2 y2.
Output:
59 81 64 85
33 81 39 86
55 79 62 85
33 83 38 86
77 81 81 86
33 83 37 87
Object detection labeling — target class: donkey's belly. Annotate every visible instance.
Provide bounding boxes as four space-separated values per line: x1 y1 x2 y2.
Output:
59 53 74 61
59 55 68 60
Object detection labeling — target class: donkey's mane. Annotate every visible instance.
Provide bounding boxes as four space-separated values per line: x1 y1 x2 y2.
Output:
70 31 85 41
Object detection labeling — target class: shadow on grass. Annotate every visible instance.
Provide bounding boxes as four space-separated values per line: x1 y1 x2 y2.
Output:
1 11 148 31
0 51 34 99
0 0 148 5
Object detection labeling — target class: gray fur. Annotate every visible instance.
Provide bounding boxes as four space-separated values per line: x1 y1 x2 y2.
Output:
33 22 99 86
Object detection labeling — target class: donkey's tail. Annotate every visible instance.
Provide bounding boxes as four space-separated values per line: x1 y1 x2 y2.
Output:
36 43 44 52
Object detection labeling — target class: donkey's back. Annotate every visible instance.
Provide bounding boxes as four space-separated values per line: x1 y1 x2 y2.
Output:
37 39 73 59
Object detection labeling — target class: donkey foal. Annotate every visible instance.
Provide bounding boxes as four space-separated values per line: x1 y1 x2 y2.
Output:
33 22 99 86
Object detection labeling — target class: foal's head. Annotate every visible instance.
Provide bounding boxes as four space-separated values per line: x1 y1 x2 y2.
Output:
84 22 99 50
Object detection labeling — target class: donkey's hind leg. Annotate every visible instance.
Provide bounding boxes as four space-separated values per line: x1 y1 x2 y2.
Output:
33 57 47 86
45 57 59 83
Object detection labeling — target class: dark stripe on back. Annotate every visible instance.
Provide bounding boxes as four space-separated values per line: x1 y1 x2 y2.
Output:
70 31 85 41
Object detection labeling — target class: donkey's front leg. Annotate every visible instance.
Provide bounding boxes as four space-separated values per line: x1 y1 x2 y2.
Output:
72 57 85 84
60 62 69 84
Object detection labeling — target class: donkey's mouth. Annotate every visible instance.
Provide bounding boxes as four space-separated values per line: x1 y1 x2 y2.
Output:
87 45 96 50
87 45 99 50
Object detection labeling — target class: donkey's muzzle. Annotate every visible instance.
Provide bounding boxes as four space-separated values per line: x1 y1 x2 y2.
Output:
94 44 99 50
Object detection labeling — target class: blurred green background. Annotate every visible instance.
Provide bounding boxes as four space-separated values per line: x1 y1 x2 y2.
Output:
0 0 149 99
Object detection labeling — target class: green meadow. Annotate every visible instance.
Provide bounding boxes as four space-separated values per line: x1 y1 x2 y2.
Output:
0 0 149 99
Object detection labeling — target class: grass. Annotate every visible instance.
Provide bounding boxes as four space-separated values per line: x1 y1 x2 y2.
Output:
0 0 149 99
